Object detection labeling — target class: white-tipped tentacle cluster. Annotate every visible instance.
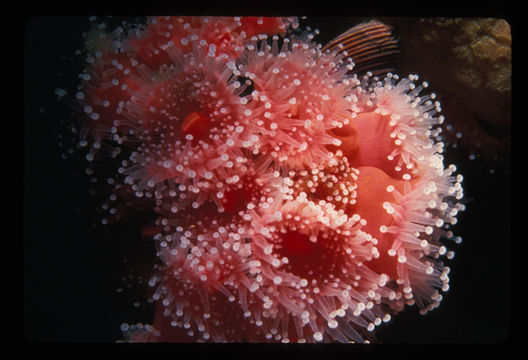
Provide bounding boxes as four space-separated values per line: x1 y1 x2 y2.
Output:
60 17 465 344
231 32 353 171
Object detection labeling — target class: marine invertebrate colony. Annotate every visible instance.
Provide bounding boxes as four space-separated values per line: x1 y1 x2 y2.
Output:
58 16 465 343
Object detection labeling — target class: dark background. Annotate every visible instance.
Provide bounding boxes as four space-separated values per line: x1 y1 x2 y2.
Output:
24 14 511 345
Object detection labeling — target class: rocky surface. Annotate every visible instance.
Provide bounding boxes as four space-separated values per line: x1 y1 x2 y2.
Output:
379 17 511 161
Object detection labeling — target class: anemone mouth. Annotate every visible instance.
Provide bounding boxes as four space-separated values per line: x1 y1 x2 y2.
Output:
181 111 212 140
221 186 256 214
273 229 346 281
281 231 315 256
140 79 219 140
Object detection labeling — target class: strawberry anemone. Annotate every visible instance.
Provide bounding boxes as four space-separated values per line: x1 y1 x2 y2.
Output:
62 17 464 343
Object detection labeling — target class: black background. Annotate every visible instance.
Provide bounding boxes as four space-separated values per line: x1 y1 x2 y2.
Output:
24 13 511 347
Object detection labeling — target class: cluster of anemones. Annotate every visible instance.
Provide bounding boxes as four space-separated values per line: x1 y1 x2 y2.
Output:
62 16 464 343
